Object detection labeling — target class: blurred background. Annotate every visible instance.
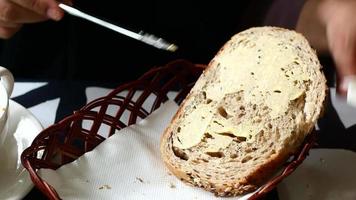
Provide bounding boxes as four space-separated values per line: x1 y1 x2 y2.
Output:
1 0 332 84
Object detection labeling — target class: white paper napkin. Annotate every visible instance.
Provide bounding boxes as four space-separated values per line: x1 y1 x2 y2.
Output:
39 100 255 200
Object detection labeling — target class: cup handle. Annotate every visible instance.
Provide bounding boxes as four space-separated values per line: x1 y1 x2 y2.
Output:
0 66 14 97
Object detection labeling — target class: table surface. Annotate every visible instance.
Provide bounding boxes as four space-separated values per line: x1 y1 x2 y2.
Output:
9 80 356 200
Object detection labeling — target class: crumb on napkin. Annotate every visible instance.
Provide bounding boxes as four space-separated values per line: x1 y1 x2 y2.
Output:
169 182 176 189
136 177 144 183
99 184 112 190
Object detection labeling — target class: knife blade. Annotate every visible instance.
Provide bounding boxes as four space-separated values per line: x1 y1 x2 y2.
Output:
59 4 178 52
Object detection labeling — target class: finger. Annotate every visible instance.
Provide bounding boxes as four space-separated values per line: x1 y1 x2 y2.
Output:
337 76 348 96
0 25 22 39
9 0 64 21
0 19 21 28
60 0 73 6
327 25 356 95
329 31 356 76
337 75 356 97
323 1 356 78
332 48 356 95
0 0 47 24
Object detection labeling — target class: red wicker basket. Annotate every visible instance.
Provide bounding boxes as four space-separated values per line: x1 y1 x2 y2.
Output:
21 59 316 200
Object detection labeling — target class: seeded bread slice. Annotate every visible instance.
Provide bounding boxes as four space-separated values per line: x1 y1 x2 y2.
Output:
160 27 327 197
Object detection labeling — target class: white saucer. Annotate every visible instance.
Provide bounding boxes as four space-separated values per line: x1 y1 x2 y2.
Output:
0 100 43 200
278 149 356 200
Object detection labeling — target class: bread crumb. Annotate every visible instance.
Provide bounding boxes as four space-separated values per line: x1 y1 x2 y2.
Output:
169 182 176 189
99 184 111 190
136 177 144 183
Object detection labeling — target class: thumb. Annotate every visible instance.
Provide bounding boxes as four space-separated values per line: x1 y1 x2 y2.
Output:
11 0 64 21
333 48 356 96
326 26 356 96
338 76 356 97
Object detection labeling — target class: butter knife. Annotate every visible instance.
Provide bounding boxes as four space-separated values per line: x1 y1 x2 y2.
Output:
59 4 178 52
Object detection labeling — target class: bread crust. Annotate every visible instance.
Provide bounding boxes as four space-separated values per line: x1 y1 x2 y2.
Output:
160 27 327 197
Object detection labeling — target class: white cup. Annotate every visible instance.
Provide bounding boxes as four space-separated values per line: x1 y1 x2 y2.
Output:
0 66 14 146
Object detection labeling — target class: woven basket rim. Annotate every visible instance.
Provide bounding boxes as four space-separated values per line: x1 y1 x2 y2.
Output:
20 59 315 200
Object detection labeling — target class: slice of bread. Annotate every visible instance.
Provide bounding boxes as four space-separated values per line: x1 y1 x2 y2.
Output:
160 27 327 197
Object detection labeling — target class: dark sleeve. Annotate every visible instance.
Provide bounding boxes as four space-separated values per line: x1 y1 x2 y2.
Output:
263 0 306 29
